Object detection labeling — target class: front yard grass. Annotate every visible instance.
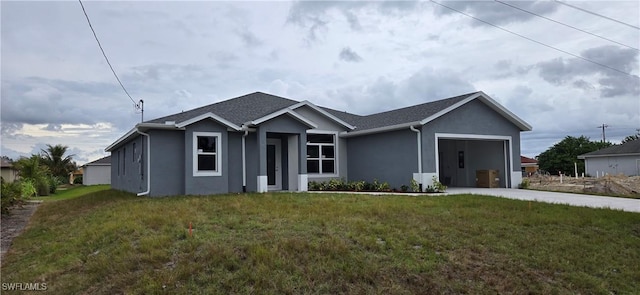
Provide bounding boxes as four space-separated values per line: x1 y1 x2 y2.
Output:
2 190 639 294
33 185 110 202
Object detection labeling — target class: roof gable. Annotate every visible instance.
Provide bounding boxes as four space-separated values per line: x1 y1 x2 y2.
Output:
148 92 299 126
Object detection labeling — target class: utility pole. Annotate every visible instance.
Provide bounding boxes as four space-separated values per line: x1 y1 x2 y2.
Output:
597 124 608 142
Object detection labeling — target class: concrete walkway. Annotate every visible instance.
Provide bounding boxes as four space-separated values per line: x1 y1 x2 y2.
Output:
445 188 640 213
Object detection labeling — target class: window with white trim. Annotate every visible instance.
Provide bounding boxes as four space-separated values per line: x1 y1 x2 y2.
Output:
193 132 221 176
307 133 336 175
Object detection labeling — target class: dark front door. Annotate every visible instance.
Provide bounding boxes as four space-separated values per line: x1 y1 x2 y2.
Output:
267 139 281 190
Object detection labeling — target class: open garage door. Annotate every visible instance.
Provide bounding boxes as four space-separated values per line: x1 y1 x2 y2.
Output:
437 136 512 188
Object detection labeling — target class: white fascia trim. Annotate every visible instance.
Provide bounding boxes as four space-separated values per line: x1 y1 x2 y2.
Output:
105 127 137 152
290 101 356 130
476 92 532 131
176 112 242 131
419 92 532 132
339 121 421 138
105 123 184 152
250 109 318 129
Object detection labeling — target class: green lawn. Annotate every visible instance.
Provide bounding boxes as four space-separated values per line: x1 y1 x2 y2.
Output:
2 190 639 294
34 185 110 202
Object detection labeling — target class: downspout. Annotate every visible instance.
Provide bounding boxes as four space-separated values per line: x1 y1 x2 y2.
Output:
242 128 249 193
136 130 150 196
409 125 423 191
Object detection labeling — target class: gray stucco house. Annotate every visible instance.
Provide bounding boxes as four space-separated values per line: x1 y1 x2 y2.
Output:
578 139 640 177
106 91 531 196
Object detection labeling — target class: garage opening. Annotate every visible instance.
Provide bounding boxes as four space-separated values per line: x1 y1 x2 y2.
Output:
437 138 510 188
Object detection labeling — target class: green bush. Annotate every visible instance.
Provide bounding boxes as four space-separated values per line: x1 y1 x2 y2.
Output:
410 178 420 192
20 179 37 199
73 176 83 184
518 178 530 189
308 179 392 192
1 179 22 214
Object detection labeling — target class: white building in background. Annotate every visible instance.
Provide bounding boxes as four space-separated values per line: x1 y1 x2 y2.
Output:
83 156 111 185
578 140 640 177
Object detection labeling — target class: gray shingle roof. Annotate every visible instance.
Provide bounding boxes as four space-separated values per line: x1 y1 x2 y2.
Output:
147 91 479 131
347 92 476 130
148 92 299 126
85 156 111 166
579 140 640 157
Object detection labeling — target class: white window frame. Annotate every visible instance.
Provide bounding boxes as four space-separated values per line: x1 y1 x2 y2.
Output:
193 132 222 177
306 130 338 177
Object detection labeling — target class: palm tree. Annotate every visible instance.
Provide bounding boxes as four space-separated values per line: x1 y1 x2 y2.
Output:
13 155 48 181
40 144 76 179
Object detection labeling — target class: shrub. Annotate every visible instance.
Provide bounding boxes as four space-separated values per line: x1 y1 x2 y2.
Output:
410 178 420 192
400 185 409 192
350 180 366 191
73 176 83 184
48 176 63 194
308 179 392 192
20 179 37 199
518 178 530 189
425 176 447 193
1 179 22 214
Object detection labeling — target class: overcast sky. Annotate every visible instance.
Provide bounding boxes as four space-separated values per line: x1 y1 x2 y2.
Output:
2 0 639 164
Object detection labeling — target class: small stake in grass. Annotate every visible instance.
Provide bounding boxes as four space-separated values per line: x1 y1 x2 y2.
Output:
189 222 193 237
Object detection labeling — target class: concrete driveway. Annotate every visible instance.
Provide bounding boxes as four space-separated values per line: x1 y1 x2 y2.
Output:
445 188 640 213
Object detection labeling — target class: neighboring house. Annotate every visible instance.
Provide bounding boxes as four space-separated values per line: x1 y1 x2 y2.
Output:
106 91 532 197
82 156 111 185
578 140 640 177
69 168 83 184
520 156 539 176
1 158 19 183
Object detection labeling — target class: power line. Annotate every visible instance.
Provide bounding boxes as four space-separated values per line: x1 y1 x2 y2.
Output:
553 0 640 31
494 0 638 51
429 0 639 79
78 0 140 108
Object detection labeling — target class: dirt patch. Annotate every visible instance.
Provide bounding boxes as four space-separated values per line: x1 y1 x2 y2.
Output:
527 175 640 198
1 201 41 264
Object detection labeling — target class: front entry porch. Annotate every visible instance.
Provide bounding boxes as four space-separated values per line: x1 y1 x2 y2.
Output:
257 132 308 192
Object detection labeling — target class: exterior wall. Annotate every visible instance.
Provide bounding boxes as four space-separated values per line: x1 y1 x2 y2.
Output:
227 132 244 193
347 128 418 189
148 129 185 196
584 155 640 177
1 168 18 183
184 120 228 195
83 165 111 185
111 136 145 194
244 132 259 192
422 99 522 175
